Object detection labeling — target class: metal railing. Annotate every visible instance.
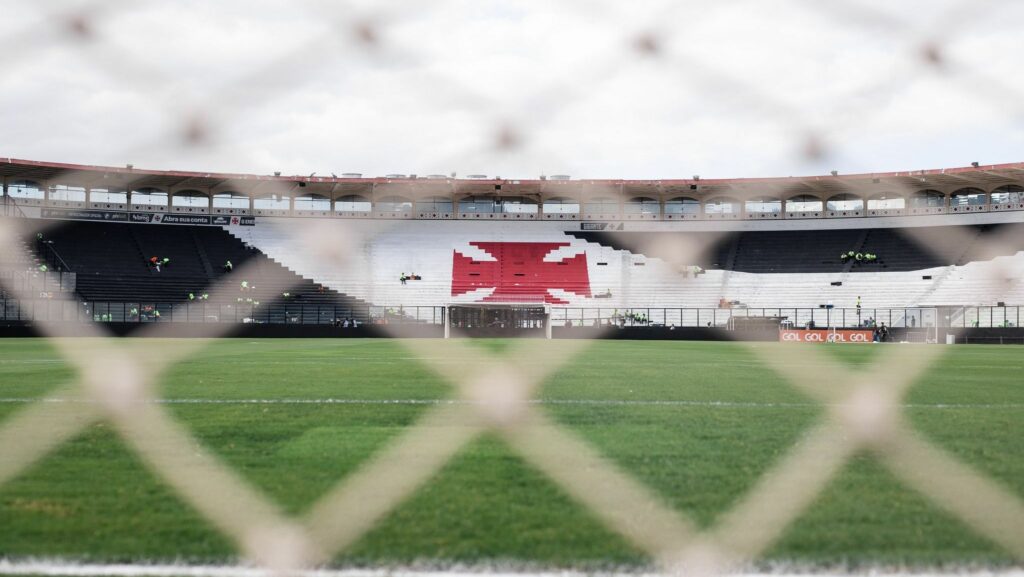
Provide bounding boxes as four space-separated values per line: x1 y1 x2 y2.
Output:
0 299 445 326
4 300 1022 330
552 306 937 329
0 270 76 298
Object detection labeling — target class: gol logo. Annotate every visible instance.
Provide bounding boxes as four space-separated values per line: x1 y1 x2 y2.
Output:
780 330 873 343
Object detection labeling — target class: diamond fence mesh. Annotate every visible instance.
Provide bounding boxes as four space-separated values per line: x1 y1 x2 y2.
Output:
1 1 1024 574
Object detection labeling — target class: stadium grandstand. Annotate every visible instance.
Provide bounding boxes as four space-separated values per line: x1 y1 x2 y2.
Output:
3 157 1024 341
6 1 1024 575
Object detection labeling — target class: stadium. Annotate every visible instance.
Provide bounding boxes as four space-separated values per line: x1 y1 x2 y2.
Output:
4 158 1024 341
2 2 1024 577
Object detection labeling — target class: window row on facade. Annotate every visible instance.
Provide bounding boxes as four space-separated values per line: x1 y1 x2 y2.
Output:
4 181 1023 216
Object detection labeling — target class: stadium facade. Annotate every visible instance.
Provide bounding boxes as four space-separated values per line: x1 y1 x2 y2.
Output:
3 158 1024 341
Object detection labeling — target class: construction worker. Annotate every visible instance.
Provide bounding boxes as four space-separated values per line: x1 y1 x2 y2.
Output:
188 292 195 301
162 257 170 267
39 264 48 272
201 293 209 300
224 260 233 272
241 280 249 291
153 310 161 320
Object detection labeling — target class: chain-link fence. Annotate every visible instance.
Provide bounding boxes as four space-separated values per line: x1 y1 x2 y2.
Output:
2 1 1024 575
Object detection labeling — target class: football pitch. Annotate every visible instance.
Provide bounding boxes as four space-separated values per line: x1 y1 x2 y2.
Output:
0 338 1022 571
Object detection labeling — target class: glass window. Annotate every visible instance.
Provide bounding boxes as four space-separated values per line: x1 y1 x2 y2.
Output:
867 195 905 210
786 195 822 212
664 197 700 215
501 197 538 214
376 196 413 212
294 194 330 211
745 198 782 213
991 185 1024 205
624 197 660 215
543 197 580 214
335 195 371 212
172 191 210 207
704 198 739 214
826 194 863 211
48 184 86 202
951 188 987 207
586 197 622 214
909 190 944 208
254 195 291 210
213 192 250 209
415 196 453 213
7 180 43 199
132 187 168 206
89 188 127 203
459 196 497 213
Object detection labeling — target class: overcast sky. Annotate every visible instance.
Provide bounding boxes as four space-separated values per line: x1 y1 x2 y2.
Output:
1 0 1022 180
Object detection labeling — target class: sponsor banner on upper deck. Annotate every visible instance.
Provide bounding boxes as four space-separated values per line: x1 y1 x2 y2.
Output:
779 329 874 343
39 208 255 226
41 208 129 222
152 213 213 225
580 222 625 231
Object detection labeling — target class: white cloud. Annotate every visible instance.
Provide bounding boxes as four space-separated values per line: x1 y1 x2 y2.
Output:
0 0 1021 180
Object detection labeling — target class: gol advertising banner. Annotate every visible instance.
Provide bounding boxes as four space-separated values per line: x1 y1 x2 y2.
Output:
779 329 874 343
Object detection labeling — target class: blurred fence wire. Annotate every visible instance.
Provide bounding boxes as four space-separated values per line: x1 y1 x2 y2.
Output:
1 0 1024 574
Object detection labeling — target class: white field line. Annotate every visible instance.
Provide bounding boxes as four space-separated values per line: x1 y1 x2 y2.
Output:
0 398 1021 410
1 561 1023 577
2 359 1023 375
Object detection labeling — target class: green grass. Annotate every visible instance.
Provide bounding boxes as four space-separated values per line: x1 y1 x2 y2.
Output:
0 338 1022 569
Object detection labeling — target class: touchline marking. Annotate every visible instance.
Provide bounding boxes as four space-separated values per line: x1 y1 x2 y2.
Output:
0 561 1022 577
0 398 1021 410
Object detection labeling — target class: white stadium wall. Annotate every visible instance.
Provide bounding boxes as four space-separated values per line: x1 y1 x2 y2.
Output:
227 218 1024 311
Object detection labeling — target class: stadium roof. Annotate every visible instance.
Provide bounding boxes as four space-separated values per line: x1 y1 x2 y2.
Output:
2 157 1023 200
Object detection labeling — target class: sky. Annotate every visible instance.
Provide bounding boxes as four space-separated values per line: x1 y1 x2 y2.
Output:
1 0 1022 180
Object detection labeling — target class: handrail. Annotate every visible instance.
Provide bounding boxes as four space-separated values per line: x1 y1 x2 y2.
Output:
2 194 27 219
38 240 71 272
1 300 1020 328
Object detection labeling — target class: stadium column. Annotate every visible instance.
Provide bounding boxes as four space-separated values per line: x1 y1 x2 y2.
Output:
444 305 451 339
545 305 552 339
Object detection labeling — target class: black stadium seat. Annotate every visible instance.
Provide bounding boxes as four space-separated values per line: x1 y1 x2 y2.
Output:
30 220 365 309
